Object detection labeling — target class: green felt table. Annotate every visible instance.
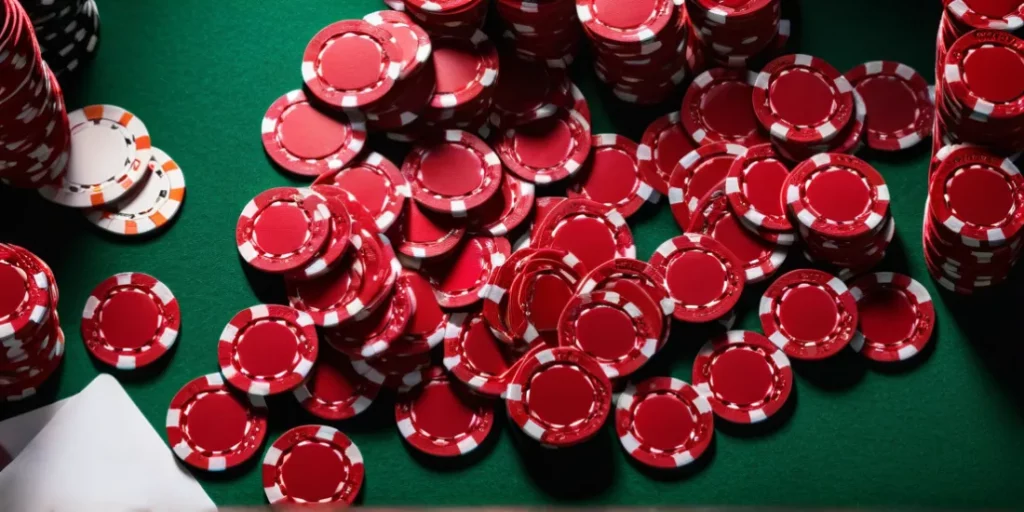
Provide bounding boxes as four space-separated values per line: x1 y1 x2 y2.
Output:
3 0 1024 508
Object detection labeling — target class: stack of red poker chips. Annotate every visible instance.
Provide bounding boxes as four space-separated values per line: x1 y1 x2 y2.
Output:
935 29 1024 155
924 145 1024 294
784 153 895 276
0 0 71 189
494 0 582 68
940 0 1023 45
0 244 64 403
578 0 694 105
685 0 788 68
402 0 489 38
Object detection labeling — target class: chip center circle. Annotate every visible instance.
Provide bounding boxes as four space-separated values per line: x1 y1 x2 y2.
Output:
581 148 639 205
962 46 1024 103
710 348 773 406
528 364 597 427
743 160 789 217
419 144 483 196
185 391 250 452
551 217 617 270
0 264 27 318
280 442 349 502
279 103 351 160
857 76 919 134
411 382 477 439
433 44 481 95
703 81 760 138
99 290 160 350
805 168 871 222
513 118 574 168
575 305 635 360
237 321 299 376
633 394 694 451
320 35 384 90
594 0 657 28
778 285 839 342
253 204 312 255
859 288 917 346
666 251 727 307
69 121 133 186
770 68 835 126
947 165 1014 226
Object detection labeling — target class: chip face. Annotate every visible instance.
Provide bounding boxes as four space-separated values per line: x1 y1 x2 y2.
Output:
217 304 320 396
395 366 495 457
692 330 794 424
262 425 365 506
615 376 714 469
759 269 859 361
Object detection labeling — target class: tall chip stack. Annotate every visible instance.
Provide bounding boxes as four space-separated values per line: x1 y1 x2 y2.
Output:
494 0 581 69
0 244 65 402
20 0 101 82
685 0 788 69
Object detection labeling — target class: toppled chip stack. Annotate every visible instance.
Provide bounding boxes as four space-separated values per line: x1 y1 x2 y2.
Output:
21 0 101 81
0 244 65 403
495 0 582 68
0 0 72 189
684 0 787 68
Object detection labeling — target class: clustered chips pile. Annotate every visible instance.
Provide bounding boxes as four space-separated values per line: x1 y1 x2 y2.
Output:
20 0 100 82
0 0 71 189
494 0 581 68
0 244 65 403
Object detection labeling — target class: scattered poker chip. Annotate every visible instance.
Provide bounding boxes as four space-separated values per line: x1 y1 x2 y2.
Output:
80 272 180 370
724 143 793 233
412 235 511 309
649 233 745 323
681 67 768 146
667 142 747 229
387 200 467 259
428 30 499 110
844 61 933 151
692 330 794 424
292 349 381 420
392 270 449 356
362 10 432 80
847 272 935 363
576 258 675 317
557 290 659 379
470 173 535 236
504 250 589 345
261 89 367 177
313 152 409 232
493 107 593 184
614 377 714 469
235 187 332 274
351 350 431 389
285 195 354 281
568 133 657 218
533 198 636 271
395 366 495 457
301 20 402 108
83 147 186 236
577 0 675 45
481 248 566 344
166 373 268 471
443 309 517 396
262 425 364 506
506 346 613 447
217 304 319 396
401 129 503 216
39 104 152 208
639 111 697 196
758 269 859 360
785 153 890 240
323 269 416 359
752 54 855 144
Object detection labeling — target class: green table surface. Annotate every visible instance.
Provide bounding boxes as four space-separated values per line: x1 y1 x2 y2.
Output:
3 0 1024 508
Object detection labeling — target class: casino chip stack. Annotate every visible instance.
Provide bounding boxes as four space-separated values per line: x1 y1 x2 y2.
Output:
684 0 787 68
495 0 582 68
923 145 1024 294
401 0 488 38
0 0 71 189
577 0 695 105
939 0 1023 48
0 244 64 403
21 0 101 81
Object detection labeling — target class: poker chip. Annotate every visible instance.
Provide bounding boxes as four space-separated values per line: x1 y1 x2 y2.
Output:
387 200 466 259
504 250 589 345
469 173 536 236
427 30 499 110
401 129 503 216
302 20 402 108
724 143 793 233
0 249 52 342
493 107 593 185
292 349 381 420
80 272 180 370
557 290 659 379
235 187 332 274
323 269 416 359
285 195 354 281
844 61 933 151
533 198 636 271
39 104 152 208
481 248 566 344
489 56 568 127
362 10 432 80
261 89 367 177
649 233 745 323
351 350 431 389
785 153 890 240
847 272 935 363
443 309 518 396
412 235 511 309
83 147 186 236
505 347 613 447
311 154 408 232
681 67 768 146
614 377 714 469
391 270 449 356
165 373 268 471
752 54 855 144
667 142 747 230
576 258 675 318
217 304 319 396
639 112 697 196
395 366 495 457
692 330 794 424
758 269 859 360
262 425 364 506
568 133 657 218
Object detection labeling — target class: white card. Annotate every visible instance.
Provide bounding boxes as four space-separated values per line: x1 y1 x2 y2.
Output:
0 397 71 470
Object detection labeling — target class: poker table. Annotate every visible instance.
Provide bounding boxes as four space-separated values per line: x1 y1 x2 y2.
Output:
3 0 1023 508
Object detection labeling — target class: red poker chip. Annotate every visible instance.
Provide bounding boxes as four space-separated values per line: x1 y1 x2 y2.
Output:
391 270 450 356
410 235 511 309
261 90 367 177
692 330 794 424
481 248 566 344
351 349 432 389
639 111 697 196
844 61 932 151
285 195 354 281
847 272 935 363
292 349 381 420
0 330 66 403
785 153 890 240
724 143 793 232
568 133 657 218
577 258 675 317
428 30 499 110
533 198 636 271
557 290 659 379
402 129 503 216
667 142 747 230
323 269 416 359
578 0 676 45
490 55 568 127
395 366 495 457
506 346 613 447
235 187 332 274
469 173 536 236
166 373 268 472
217 304 319 396
758 269 858 360
262 425 364 506
493 107 593 185
681 67 768 146
81 273 181 370
0 247 52 342
649 233 745 323
312 152 409 232
944 0 1024 31
387 200 467 259
614 376 714 469
443 309 519 396
752 54 855 144
504 251 589 346
943 30 1024 122
514 196 567 250
362 10 433 80
302 20 402 108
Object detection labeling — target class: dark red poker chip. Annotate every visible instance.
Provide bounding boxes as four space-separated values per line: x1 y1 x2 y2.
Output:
557 290 659 379
504 251 589 346
235 187 331 274
752 54 855 144
409 235 511 309
692 330 794 424
427 30 500 110
387 200 467 260
490 55 568 127
481 248 569 344
323 270 416 359
261 90 368 178
681 67 768 146
614 376 714 469
649 233 745 323
402 129 503 216
444 308 520 396
568 133 657 218
533 198 636 271
785 153 890 240
724 143 793 233
395 366 495 457
217 304 319 396
844 60 933 151
292 349 381 421
759 269 859 360
285 195 353 281
262 425 364 506
469 173 536 236
391 270 450 356
847 272 936 363
0 246 52 343
639 111 697 196
312 152 409 232
493 107 593 185
667 142 747 230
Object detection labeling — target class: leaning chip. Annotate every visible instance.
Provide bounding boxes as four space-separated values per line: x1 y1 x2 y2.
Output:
395 366 495 457
83 147 186 236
